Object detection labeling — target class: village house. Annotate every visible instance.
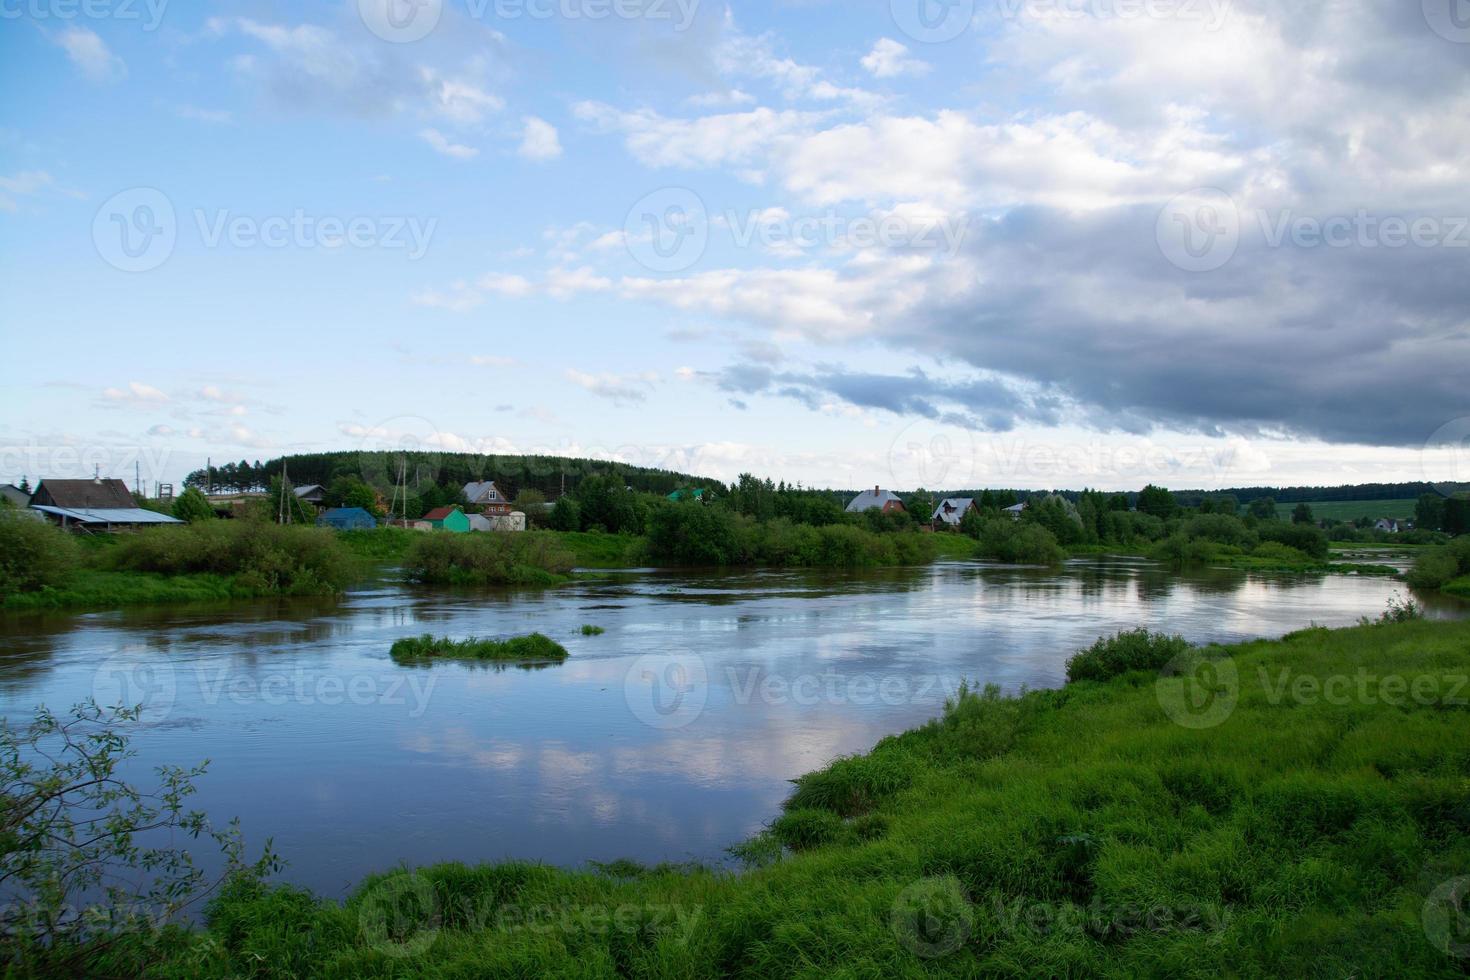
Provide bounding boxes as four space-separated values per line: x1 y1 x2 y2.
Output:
932 498 977 528
28 478 183 531
464 481 515 517
845 486 907 515
293 484 327 507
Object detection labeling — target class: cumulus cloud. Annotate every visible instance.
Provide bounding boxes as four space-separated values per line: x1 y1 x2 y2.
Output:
860 39 929 79
565 2 1470 448
518 117 563 161
101 382 169 406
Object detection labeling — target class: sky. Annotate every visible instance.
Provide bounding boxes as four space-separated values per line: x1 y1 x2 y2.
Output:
2 0 1469 494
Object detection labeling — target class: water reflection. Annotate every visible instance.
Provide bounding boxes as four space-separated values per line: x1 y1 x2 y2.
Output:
0 558 1461 898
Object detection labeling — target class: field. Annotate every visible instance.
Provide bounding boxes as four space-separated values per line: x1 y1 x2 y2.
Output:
1275 498 1418 523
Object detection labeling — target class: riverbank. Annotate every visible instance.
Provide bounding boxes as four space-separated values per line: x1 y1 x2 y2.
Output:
94 616 1470 976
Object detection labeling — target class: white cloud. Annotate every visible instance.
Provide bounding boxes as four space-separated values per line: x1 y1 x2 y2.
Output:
565 369 658 405
101 382 169 406
470 355 517 367
56 27 126 82
477 273 533 296
420 128 478 159
860 38 929 79
420 69 504 124
518 117 563 161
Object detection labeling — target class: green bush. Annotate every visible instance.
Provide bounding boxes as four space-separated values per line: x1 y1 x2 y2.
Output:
405 532 575 586
106 520 358 596
1065 628 1191 683
0 513 79 598
1182 513 1257 548
1406 537 1470 591
972 517 1065 564
1257 521 1329 559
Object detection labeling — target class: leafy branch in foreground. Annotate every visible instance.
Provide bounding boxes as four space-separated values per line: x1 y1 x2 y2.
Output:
0 701 279 972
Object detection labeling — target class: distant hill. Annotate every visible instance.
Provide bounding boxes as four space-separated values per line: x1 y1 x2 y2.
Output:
182 451 723 499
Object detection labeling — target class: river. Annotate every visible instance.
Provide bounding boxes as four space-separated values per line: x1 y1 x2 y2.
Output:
0 557 1457 898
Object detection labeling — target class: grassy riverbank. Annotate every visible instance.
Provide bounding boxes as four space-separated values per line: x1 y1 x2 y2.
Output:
92 616 1470 977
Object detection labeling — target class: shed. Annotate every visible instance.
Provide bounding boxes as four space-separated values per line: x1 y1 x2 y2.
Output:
30 478 184 530
294 484 326 505
0 484 42 521
423 506 471 533
317 507 378 531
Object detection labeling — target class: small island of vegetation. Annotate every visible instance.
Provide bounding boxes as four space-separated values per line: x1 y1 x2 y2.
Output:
389 633 570 665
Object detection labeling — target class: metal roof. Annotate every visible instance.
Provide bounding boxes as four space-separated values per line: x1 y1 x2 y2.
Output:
31 505 183 525
931 498 976 525
463 481 502 503
845 489 905 513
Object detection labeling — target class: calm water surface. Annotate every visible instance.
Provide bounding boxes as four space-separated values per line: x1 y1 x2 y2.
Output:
0 558 1458 898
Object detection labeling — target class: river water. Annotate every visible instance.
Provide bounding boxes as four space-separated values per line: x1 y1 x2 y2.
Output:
0 558 1457 898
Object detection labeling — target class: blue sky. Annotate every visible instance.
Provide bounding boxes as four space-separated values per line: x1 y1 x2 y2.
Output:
3 0 1469 493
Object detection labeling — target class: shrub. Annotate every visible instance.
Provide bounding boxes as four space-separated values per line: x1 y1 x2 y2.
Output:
1406 550 1459 590
405 533 575 586
0 513 79 598
973 517 1065 564
1182 513 1257 548
1257 521 1329 559
170 487 216 523
389 634 569 663
1250 541 1312 563
1065 628 1191 683
106 521 358 596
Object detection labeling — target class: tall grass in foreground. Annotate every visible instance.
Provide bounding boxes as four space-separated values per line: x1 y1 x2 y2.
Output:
404 532 576 586
389 634 569 664
67 616 1470 977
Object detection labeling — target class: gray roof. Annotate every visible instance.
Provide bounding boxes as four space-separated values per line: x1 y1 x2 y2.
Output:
293 484 325 498
463 481 503 503
846 489 904 513
31 505 183 526
1004 502 1027 514
931 498 975 525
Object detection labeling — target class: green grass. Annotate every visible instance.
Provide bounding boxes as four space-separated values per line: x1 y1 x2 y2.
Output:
0 569 238 611
389 633 570 664
84 616 1470 977
1276 498 1418 522
580 625 606 636
549 531 651 568
1444 575 1470 599
929 534 980 560
337 527 420 562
